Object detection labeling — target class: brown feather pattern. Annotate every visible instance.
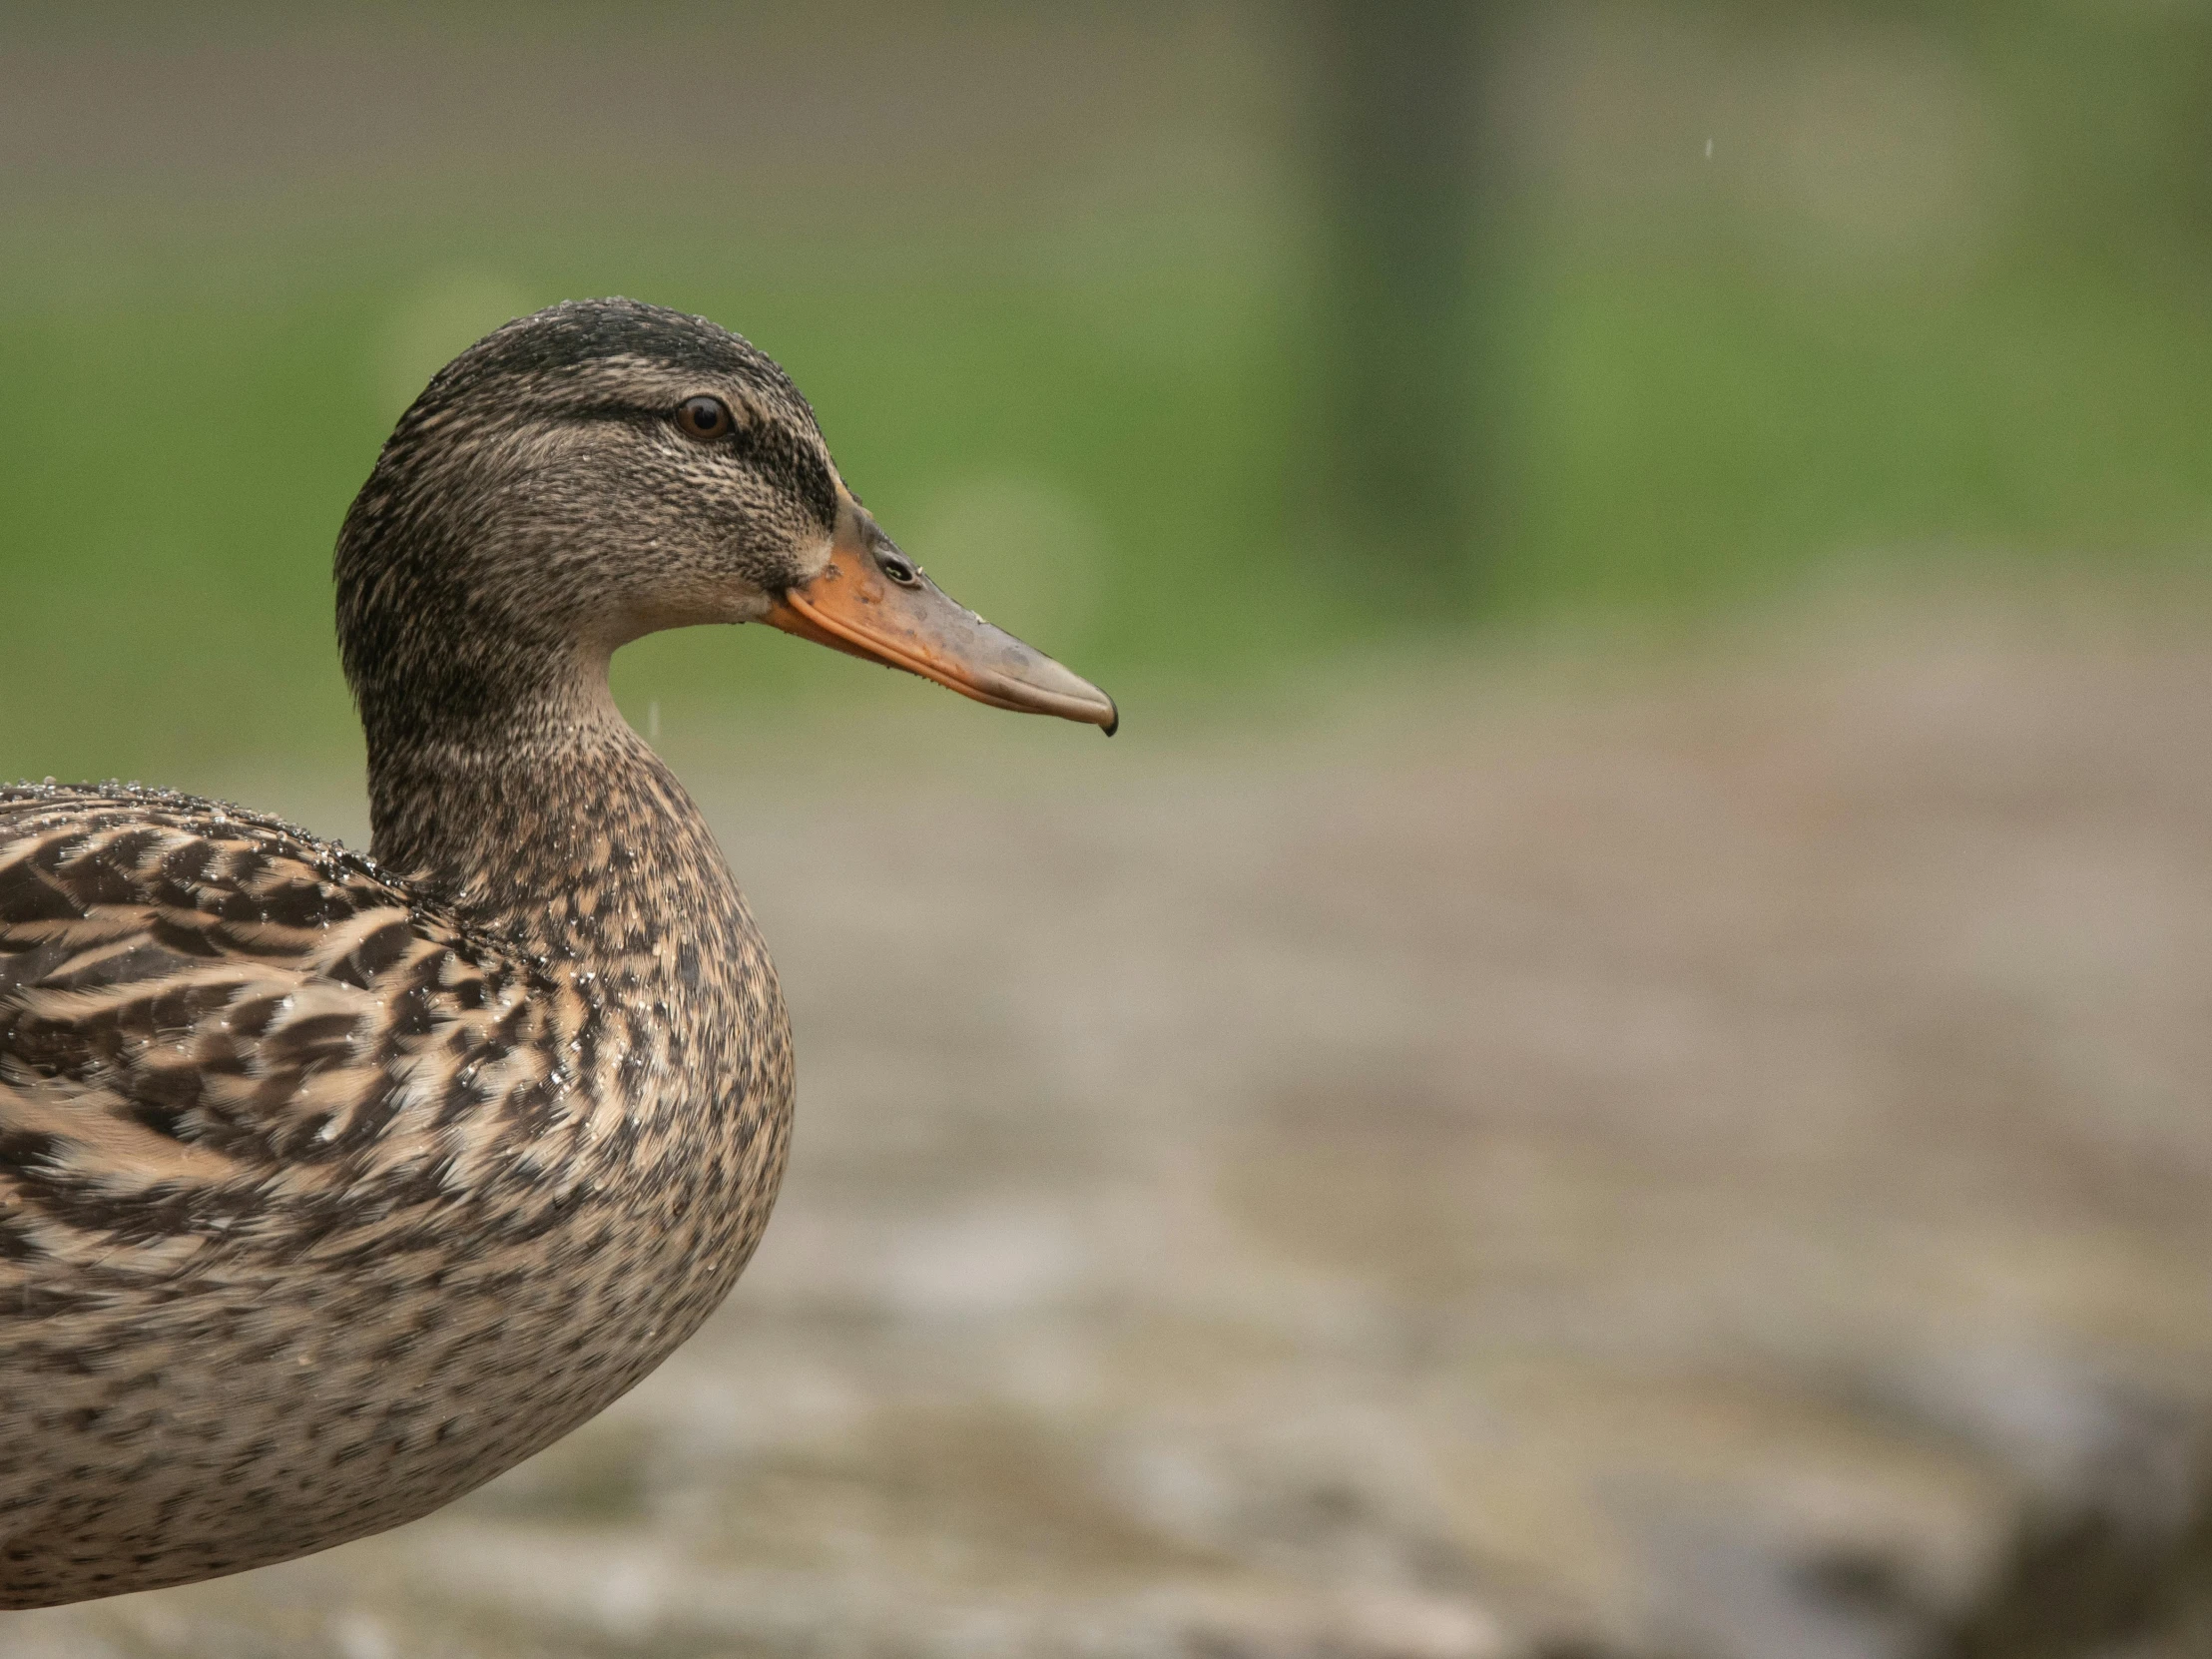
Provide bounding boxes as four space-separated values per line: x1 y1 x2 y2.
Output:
0 766 791 1605
0 299 810 1606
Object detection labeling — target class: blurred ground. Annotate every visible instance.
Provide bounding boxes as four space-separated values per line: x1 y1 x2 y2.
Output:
11 585 2212 1659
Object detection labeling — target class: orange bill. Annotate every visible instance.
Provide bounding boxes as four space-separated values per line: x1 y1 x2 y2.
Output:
764 504 1119 735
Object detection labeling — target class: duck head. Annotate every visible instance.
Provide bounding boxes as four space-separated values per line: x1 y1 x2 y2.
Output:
335 297 1116 747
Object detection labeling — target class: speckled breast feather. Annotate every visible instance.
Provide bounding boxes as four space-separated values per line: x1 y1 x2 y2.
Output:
0 769 792 1605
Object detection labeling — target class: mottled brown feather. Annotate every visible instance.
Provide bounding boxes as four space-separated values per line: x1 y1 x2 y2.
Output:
0 299 810 1607
0 771 792 1605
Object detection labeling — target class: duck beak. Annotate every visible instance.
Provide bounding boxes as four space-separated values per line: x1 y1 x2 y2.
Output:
763 507 1119 736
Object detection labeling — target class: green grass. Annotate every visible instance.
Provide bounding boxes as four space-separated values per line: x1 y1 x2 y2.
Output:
1506 254 2212 614
6 229 2212 786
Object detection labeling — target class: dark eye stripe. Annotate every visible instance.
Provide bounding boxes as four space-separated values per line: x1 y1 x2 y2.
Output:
564 403 839 534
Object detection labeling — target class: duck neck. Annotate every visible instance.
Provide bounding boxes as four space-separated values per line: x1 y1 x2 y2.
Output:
363 683 743 968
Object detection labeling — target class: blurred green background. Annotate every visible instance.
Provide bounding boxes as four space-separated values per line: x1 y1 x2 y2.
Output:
4 1 2211 784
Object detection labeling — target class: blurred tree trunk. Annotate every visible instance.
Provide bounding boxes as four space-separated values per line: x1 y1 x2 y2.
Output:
1307 0 1502 613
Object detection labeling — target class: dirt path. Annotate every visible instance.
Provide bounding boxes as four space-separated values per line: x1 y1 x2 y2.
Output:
18 601 2212 1658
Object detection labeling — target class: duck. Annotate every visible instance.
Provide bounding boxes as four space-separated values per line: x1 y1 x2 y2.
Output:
0 297 1115 1608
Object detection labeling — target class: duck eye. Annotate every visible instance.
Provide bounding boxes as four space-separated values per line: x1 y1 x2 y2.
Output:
878 553 918 585
676 396 733 439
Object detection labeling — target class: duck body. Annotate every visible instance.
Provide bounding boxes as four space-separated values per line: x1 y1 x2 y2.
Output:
0 298 1113 1606
0 724 791 1606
